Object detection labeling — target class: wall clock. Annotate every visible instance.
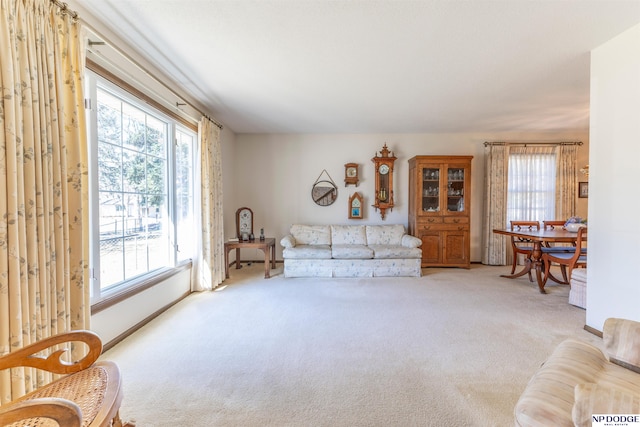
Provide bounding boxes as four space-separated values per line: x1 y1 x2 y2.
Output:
236 207 253 240
348 192 363 219
344 163 359 187
371 143 396 220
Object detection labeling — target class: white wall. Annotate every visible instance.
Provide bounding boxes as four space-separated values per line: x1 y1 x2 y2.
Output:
586 23 640 330
230 132 589 263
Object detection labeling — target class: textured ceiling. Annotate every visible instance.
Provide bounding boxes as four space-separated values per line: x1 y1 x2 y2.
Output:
71 0 640 134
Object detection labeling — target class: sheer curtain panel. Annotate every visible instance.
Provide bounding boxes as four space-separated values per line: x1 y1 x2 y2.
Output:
0 0 89 402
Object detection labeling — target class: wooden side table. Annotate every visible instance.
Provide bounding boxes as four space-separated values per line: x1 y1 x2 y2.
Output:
224 238 276 279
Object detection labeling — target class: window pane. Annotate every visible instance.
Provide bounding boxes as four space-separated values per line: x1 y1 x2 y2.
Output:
98 143 122 192
146 116 166 157
175 129 195 262
97 92 122 145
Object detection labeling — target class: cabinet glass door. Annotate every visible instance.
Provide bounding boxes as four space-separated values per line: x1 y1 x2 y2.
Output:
421 167 440 212
447 167 465 212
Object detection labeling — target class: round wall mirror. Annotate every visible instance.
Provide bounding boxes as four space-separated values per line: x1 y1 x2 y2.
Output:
311 180 338 206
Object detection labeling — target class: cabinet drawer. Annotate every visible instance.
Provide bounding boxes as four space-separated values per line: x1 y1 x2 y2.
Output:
417 217 444 224
417 223 468 231
444 217 469 224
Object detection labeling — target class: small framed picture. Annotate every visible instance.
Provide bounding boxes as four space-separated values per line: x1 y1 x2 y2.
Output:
578 182 589 198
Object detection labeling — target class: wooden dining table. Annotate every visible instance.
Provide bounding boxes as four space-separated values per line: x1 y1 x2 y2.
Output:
492 228 580 293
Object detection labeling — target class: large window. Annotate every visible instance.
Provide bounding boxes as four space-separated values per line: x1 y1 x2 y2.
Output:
506 150 556 225
86 74 197 302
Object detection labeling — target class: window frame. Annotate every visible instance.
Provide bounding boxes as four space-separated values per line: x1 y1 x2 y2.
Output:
86 71 197 307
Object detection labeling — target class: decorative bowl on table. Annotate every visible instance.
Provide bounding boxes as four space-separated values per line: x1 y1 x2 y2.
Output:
565 223 586 232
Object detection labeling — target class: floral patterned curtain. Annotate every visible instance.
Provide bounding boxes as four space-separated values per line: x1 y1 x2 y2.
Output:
194 117 224 291
0 0 89 402
556 145 578 220
481 144 508 265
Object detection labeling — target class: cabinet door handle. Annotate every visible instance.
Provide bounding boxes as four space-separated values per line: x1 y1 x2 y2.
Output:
428 218 436 223
422 225 431 230
458 226 464 231
452 218 460 223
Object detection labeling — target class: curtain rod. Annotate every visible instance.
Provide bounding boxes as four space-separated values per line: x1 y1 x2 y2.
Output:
483 141 583 147
51 0 78 20
81 21 223 130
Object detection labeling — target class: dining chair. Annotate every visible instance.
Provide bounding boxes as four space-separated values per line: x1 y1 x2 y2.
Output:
509 221 540 281
542 219 575 253
541 227 587 287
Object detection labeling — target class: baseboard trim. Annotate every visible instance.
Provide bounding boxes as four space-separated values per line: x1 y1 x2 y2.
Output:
584 324 603 337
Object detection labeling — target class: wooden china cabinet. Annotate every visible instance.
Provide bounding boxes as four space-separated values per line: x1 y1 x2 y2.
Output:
408 155 473 268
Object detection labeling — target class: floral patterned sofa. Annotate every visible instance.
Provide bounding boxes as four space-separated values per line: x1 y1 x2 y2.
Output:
280 224 422 278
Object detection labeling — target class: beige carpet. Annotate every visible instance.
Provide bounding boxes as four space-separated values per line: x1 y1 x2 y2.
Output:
102 264 602 427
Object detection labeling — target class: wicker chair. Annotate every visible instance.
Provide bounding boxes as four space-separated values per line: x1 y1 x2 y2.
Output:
0 330 134 427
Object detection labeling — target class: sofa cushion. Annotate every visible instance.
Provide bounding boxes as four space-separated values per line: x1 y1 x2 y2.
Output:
290 225 331 245
572 383 640 427
331 225 367 245
369 245 422 259
331 244 373 259
283 244 332 259
366 224 405 245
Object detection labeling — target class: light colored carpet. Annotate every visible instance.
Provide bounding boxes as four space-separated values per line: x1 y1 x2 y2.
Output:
102 263 602 427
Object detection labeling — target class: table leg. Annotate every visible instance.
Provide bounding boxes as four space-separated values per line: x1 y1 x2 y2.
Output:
235 248 241 269
530 242 547 294
500 242 547 293
271 243 276 269
225 248 230 279
262 247 270 278
500 257 534 280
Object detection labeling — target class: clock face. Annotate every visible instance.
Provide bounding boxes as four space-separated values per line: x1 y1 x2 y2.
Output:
347 167 357 178
352 198 361 208
379 164 390 175
239 209 251 231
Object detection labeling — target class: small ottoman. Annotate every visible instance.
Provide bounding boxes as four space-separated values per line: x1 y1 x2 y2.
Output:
569 268 587 309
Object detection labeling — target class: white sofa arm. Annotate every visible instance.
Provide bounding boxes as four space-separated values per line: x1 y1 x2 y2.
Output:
402 235 422 248
280 235 297 248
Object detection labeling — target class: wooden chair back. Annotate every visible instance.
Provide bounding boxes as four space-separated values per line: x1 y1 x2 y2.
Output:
543 220 566 230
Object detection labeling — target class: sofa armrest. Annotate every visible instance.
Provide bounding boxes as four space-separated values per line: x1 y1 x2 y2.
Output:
401 235 422 248
280 235 297 248
603 318 640 373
